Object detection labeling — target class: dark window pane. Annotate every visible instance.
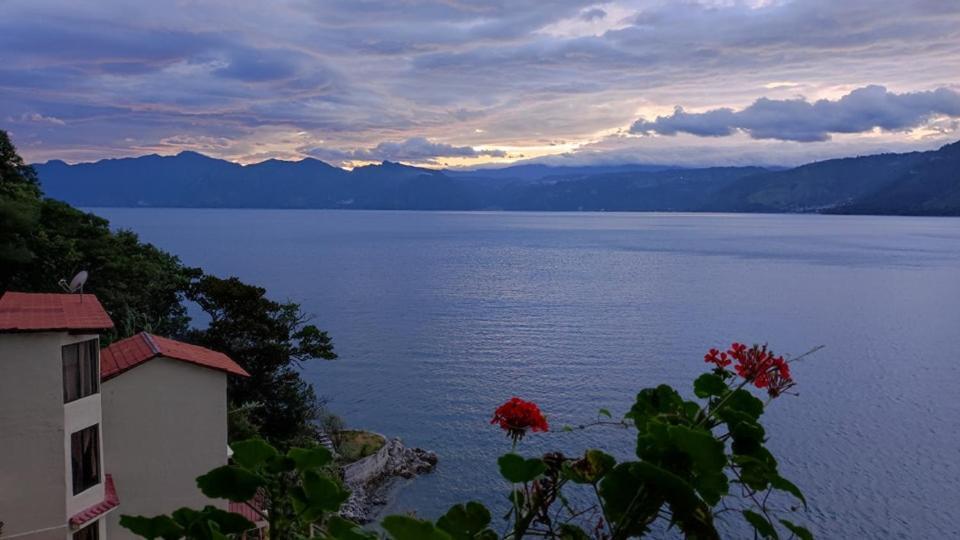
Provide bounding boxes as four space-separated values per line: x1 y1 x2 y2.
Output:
73 522 99 540
71 425 100 495
63 344 79 402
63 340 99 403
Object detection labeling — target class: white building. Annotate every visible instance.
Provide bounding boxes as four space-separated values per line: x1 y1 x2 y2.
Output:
0 292 249 540
99 332 249 539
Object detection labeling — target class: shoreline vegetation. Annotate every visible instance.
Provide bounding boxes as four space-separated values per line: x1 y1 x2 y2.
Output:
336 430 388 463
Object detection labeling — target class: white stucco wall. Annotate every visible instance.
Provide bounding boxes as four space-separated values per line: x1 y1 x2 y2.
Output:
0 332 106 540
101 357 228 540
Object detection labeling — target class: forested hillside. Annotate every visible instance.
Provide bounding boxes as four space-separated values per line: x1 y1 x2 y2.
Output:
33 141 960 215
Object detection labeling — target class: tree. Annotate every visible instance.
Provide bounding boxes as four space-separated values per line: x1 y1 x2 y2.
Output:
0 130 42 281
187 275 337 447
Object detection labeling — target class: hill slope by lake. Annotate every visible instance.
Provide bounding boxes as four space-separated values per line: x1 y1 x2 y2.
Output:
35 140 960 215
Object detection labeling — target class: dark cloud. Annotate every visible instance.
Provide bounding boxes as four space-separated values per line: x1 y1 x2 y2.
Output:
0 17 222 74
310 137 507 164
631 86 960 142
1 0 959 164
212 48 303 82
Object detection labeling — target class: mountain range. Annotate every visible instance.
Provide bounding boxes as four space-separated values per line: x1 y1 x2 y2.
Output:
33 140 960 216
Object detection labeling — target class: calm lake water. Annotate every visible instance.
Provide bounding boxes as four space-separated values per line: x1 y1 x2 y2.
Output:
95 209 960 538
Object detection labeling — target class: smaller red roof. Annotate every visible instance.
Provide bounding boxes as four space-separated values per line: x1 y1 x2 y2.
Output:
0 292 113 333
70 474 119 528
101 332 249 380
229 489 269 526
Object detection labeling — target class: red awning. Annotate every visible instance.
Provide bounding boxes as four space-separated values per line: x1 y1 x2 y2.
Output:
69 474 119 528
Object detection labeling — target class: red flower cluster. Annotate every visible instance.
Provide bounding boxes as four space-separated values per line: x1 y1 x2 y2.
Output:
706 342 795 397
704 348 731 368
491 397 549 443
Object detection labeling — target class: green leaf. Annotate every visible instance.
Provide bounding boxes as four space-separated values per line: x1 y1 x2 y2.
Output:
564 449 616 484
779 519 814 540
724 389 764 420
558 524 591 540
682 400 701 420
598 408 612 418
497 453 546 483
436 502 496 540
667 425 728 504
693 373 727 398
721 409 766 449
170 506 252 539
771 475 807 509
382 515 453 540
298 470 349 521
170 508 202 529
599 462 719 539
733 453 777 491
326 515 379 540
289 446 333 471
119 515 183 540
197 506 255 535
230 439 278 469
196 465 263 502
743 510 779 539
669 425 726 473
264 455 297 474
630 385 686 429
631 462 705 519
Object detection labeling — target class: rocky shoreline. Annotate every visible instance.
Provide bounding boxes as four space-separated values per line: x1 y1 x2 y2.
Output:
338 437 438 523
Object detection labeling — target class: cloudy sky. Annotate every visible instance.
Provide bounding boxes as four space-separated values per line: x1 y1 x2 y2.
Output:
2 0 959 168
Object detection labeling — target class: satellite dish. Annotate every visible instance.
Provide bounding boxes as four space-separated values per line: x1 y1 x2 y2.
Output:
59 270 89 294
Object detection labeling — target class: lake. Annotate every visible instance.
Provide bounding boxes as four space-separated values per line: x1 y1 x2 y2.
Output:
94 209 960 538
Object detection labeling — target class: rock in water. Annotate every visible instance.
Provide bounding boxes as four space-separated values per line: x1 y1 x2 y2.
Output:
340 437 438 523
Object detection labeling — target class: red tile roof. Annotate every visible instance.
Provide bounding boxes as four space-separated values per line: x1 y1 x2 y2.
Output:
0 292 114 333
69 474 119 527
101 332 249 380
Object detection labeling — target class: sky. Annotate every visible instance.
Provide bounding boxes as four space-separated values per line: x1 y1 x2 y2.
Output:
2 0 960 169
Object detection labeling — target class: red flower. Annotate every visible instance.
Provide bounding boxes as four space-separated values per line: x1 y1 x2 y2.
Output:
491 397 549 443
711 342 795 398
766 357 795 397
704 348 731 368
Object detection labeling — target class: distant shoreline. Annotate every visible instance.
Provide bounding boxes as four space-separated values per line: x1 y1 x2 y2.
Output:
81 206 960 218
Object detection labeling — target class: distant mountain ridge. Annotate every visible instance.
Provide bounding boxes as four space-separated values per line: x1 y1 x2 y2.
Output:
34 141 960 215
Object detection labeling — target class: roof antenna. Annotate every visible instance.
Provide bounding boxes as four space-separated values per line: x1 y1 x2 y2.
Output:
59 270 89 301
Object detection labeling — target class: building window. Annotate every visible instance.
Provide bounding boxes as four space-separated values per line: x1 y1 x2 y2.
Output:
63 339 99 403
71 425 100 495
73 522 99 540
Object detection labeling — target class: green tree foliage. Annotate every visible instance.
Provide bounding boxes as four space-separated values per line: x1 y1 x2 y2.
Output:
0 130 41 272
187 276 337 447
